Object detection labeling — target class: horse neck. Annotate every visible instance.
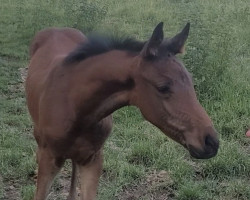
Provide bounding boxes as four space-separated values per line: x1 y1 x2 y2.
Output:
69 50 136 125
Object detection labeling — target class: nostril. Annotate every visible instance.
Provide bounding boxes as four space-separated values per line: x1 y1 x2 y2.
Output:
205 134 219 151
205 135 215 147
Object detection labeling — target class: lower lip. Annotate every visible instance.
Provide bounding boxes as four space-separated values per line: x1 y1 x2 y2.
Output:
190 149 216 159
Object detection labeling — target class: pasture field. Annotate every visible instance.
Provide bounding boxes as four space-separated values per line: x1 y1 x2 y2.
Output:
0 0 250 199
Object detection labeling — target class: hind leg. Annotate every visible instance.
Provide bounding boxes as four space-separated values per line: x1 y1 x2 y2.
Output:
78 150 103 200
33 148 65 200
67 161 78 200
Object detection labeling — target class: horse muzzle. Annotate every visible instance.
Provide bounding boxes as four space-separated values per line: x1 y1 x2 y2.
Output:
187 134 219 159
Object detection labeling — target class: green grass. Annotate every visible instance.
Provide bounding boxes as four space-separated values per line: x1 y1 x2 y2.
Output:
0 0 250 199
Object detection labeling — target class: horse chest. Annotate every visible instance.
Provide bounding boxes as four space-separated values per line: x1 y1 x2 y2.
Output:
63 116 112 163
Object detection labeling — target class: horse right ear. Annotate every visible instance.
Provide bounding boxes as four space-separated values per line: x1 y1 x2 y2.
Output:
166 23 190 54
141 22 164 58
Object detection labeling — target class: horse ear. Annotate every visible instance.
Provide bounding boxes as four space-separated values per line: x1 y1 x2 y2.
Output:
166 23 190 54
141 22 164 58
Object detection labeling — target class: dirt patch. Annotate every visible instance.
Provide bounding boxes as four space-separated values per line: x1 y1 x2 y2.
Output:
118 170 175 200
19 67 28 83
5 67 27 99
2 180 21 200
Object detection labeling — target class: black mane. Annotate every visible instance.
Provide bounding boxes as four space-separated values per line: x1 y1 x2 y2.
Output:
64 35 146 64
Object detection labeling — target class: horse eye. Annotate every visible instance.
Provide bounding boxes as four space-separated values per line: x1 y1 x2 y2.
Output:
157 85 171 93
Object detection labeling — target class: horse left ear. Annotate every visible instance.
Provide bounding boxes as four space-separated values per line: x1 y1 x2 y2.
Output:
166 23 190 54
141 22 164 58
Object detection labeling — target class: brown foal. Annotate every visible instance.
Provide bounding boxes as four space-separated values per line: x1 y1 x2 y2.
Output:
26 22 219 200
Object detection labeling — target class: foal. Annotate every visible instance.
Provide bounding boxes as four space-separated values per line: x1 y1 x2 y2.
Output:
26 22 219 200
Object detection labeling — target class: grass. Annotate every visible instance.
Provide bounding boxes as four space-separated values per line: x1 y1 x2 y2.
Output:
0 0 250 199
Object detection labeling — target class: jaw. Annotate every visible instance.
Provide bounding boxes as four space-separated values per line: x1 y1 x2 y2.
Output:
160 125 187 147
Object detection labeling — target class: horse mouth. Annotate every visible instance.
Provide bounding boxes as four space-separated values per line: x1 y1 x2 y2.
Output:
187 144 219 159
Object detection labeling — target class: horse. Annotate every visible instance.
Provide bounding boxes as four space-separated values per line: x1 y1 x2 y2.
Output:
26 22 219 200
